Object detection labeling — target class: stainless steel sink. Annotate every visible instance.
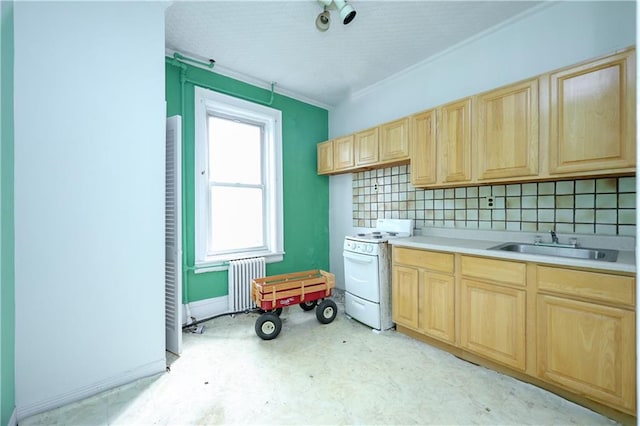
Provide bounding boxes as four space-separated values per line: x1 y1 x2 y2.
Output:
488 242 619 262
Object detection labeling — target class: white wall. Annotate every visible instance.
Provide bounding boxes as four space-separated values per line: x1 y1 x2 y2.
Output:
328 1 636 282
14 2 166 419
329 173 352 289
330 2 636 136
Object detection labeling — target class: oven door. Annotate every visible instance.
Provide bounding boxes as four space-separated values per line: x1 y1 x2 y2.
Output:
343 250 380 303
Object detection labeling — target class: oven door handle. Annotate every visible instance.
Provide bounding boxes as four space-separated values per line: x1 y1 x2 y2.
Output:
343 251 375 264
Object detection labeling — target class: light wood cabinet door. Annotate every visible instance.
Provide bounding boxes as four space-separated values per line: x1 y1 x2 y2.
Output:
410 110 437 186
439 98 472 183
380 118 410 162
537 294 635 412
477 79 539 180
333 135 355 171
317 140 333 174
549 49 636 174
392 265 419 329
355 127 379 166
420 271 455 344
460 279 526 371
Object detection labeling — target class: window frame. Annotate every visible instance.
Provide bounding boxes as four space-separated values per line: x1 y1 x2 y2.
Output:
207 113 267 255
194 87 283 271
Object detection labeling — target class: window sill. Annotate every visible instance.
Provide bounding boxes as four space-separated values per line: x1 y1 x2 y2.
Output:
194 252 284 274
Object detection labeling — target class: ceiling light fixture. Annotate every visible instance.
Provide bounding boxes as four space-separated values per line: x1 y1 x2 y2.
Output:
315 6 331 32
334 0 356 25
315 0 356 31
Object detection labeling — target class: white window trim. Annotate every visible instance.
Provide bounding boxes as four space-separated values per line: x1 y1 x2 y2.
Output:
194 87 284 271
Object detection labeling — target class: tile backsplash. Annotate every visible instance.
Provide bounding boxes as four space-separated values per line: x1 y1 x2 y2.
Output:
352 165 636 236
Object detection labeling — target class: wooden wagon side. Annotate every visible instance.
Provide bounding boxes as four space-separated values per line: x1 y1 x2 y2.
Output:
251 269 335 311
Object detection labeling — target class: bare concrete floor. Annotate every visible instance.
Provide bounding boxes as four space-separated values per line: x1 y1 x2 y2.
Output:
21 302 617 425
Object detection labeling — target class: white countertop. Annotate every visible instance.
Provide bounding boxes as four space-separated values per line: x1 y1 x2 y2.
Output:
388 228 636 274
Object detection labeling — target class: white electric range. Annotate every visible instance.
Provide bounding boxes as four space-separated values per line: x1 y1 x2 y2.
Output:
343 218 414 331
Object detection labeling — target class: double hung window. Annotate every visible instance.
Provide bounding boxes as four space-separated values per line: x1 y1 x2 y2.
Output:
194 87 283 269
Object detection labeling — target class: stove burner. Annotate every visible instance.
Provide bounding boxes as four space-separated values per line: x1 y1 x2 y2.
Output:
357 233 366 237
373 234 383 239
388 232 398 236
372 231 382 235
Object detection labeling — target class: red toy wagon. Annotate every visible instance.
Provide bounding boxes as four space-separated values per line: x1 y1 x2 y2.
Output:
251 269 337 340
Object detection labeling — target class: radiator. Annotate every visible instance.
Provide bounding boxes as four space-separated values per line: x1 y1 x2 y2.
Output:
228 257 265 312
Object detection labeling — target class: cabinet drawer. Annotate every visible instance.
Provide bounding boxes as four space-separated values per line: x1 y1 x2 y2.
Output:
537 266 635 307
393 247 453 273
461 256 526 286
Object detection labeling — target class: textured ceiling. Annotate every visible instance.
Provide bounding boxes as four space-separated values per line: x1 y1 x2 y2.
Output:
165 1 543 107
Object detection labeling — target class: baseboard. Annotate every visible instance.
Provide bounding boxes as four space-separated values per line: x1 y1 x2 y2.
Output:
8 407 17 426
182 296 229 325
16 358 165 422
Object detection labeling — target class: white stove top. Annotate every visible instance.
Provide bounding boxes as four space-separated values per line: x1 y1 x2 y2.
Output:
347 219 414 243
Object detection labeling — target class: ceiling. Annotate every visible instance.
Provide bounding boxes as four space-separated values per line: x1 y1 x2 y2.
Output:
165 1 543 108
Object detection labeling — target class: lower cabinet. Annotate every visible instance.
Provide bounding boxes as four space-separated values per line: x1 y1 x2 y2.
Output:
420 271 455 344
537 295 635 412
391 248 636 418
536 265 636 413
460 279 526 371
392 247 455 344
460 256 527 370
392 265 419 329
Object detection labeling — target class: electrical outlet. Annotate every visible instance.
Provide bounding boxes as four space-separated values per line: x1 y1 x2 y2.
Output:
481 196 495 209
373 183 379 192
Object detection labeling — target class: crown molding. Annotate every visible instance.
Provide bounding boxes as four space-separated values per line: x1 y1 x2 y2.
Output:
165 48 331 110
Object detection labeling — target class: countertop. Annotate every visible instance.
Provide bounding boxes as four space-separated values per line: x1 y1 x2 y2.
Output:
388 229 636 274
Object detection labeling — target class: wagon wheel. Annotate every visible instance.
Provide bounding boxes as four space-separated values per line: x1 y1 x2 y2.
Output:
316 299 338 324
255 312 282 340
299 300 317 311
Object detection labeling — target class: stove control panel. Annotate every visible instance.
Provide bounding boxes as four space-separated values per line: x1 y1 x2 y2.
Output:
344 239 381 255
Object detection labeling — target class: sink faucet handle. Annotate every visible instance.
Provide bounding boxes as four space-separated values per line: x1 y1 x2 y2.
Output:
569 237 578 247
549 229 559 244
534 235 542 244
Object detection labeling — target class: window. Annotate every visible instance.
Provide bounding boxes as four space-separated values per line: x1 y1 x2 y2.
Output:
194 87 283 269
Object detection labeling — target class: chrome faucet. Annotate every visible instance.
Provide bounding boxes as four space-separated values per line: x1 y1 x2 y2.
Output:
534 230 578 248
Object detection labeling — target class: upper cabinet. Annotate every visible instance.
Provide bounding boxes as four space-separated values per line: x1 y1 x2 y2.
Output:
380 118 410 163
476 79 539 180
316 135 354 175
410 110 437 186
439 98 473 184
319 47 636 183
410 99 473 187
355 127 379 166
317 140 333 174
333 135 355 171
318 118 410 175
547 49 636 175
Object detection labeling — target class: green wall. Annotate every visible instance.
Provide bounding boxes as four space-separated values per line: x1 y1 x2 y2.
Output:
0 1 16 424
165 61 329 303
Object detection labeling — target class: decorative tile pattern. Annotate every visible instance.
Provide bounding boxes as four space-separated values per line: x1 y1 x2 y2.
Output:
352 166 636 236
